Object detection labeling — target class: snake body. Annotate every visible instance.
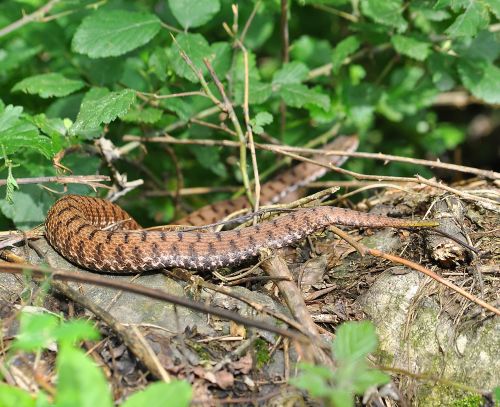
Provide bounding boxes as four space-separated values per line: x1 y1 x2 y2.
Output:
45 195 435 272
175 135 359 225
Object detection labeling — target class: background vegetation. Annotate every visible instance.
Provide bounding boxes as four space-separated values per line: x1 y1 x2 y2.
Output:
0 0 498 229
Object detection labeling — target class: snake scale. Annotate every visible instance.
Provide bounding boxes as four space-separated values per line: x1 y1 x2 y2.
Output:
45 136 437 272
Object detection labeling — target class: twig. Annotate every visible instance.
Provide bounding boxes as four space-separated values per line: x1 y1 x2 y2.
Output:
0 175 110 188
0 262 312 344
0 0 61 38
203 58 254 206
123 135 500 181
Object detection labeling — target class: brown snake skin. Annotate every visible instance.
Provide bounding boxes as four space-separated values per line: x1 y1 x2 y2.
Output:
175 135 359 226
45 196 436 273
45 136 437 272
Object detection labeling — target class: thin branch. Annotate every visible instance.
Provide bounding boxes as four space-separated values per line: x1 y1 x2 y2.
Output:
0 0 61 38
0 263 312 344
123 134 500 181
0 175 110 188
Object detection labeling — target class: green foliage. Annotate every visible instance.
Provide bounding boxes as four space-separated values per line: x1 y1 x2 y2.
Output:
0 0 497 230
0 311 192 407
290 321 390 407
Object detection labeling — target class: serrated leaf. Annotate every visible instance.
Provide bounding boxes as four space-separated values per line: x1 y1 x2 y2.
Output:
484 0 500 18
122 381 192 407
0 105 54 158
72 11 161 58
272 61 309 85
170 33 213 83
446 2 490 37
71 88 136 136
361 0 408 32
168 0 220 29
56 346 113 407
333 321 378 362
6 167 18 204
391 35 431 61
332 36 361 74
12 73 85 98
279 83 330 110
250 111 273 134
457 58 500 103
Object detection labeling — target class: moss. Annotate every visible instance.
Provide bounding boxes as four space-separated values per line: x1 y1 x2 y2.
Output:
254 338 270 369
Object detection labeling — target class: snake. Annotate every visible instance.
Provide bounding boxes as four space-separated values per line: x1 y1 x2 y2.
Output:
45 136 437 272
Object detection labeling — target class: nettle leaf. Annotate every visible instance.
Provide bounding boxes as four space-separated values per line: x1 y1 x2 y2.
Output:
361 0 408 32
458 58 500 104
446 1 490 37
12 73 85 98
391 35 431 61
71 88 136 137
168 0 220 29
0 105 54 158
332 36 361 74
122 381 192 407
72 10 161 58
250 111 273 135
170 33 213 83
56 346 113 407
333 321 378 362
427 53 456 91
279 83 330 110
272 61 309 85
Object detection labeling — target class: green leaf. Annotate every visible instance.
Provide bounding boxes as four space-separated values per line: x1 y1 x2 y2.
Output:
423 124 465 154
427 53 456 91
352 369 390 393
12 73 85 98
233 52 272 104
484 0 500 18
330 389 355 407
0 383 36 407
122 106 163 124
391 35 431 61
53 320 100 347
493 386 500 404
457 58 500 104
56 346 113 407
361 0 408 32
72 11 161 58
333 321 378 362
279 83 330 110
0 105 53 158
71 88 136 136
12 311 60 351
122 381 192 407
190 146 227 178
168 0 220 29
290 35 333 67
170 33 213 83
250 111 273 135
272 61 309 85
332 36 361 74
6 166 19 204
446 2 490 37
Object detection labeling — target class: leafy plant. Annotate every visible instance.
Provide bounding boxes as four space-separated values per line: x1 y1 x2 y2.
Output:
0 310 192 407
0 0 497 230
290 321 389 407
